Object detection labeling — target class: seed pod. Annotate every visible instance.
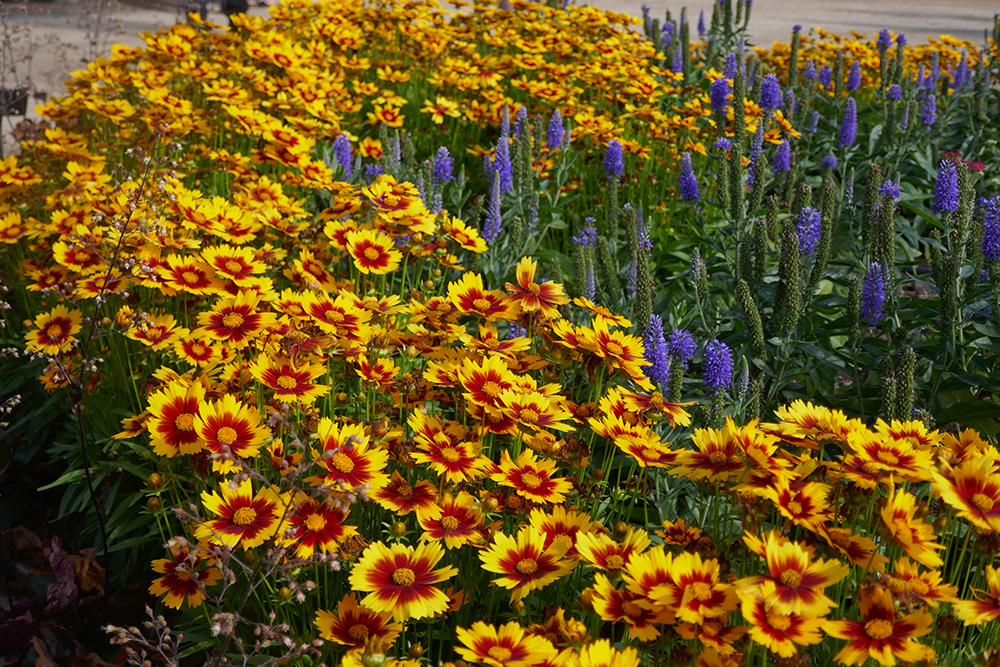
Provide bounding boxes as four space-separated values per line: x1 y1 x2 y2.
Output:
776 217 801 337
788 25 801 87
895 346 917 421
862 163 883 251
738 279 765 360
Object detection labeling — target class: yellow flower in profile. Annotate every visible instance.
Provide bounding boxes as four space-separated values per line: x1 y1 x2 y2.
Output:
953 564 1000 625
346 228 402 275
880 478 946 568
349 541 457 622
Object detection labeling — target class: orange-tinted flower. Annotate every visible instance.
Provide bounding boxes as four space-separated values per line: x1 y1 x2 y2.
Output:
480 526 577 602
195 394 270 472
592 572 672 641
953 565 1000 625
456 621 557 667
505 256 569 320
656 518 702 547
448 272 521 321
825 587 932 666
281 493 357 559
196 479 283 549
349 541 457 621
418 491 485 549
307 419 389 493
146 379 207 457
249 354 331 404
675 619 746 655
194 290 277 349
931 458 1000 532
346 229 402 275
738 590 825 658
148 544 221 609
880 479 945 568
314 593 402 649
491 449 573 504
371 471 441 519
25 304 83 356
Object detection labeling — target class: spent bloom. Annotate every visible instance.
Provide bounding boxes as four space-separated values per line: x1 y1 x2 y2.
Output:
546 109 564 150
689 247 702 287
932 159 959 214
703 340 733 392
643 314 671 388
838 97 857 148
796 207 822 255
759 74 782 111
679 152 700 202
981 196 1000 263
668 329 697 365
861 262 888 326
604 140 624 178
333 134 352 177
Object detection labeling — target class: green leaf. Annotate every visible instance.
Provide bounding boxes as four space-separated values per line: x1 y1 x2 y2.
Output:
868 124 884 155
934 399 1000 424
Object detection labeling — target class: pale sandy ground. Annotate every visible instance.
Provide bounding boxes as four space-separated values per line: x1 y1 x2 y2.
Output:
1 0 996 154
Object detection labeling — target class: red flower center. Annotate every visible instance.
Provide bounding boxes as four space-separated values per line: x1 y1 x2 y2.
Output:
521 472 542 489
217 427 238 446
331 452 355 473
972 493 995 512
441 516 460 531
232 507 257 526
864 619 894 640
392 568 415 586
515 558 538 574
175 414 195 431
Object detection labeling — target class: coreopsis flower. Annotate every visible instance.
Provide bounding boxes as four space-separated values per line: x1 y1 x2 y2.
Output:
458 355 517 410
280 493 356 559
307 419 389 493
196 479 284 549
418 491 484 549
201 244 267 286
671 417 752 482
25 304 83 356
248 354 331 404
825 586 933 665
592 572 672 640
504 256 569 320
528 506 596 558
349 541 457 621
362 174 435 234
480 526 577 602
820 527 888 573
619 388 694 427
765 480 832 532
411 436 486 484
146 380 207 458
371 471 441 519
578 315 650 384
194 290 277 349
455 621 557 667
355 355 399 386
736 532 849 616
885 558 958 609
953 565 1000 625
873 418 945 450
880 479 946 567
762 400 858 448
420 96 461 124
302 292 372 342
314 593 402 649
491 449 573 504
148 545 221 610
126 313 188 350
499 390 574 433
448 272 521 321
174 338 223 368
346 229 402 275
660 552 738 624
576 528 650 573
576 640 640 667
738 590 824 658
195 394 270 473
931 458 1000 532
656 518 702 547
676 618 747 655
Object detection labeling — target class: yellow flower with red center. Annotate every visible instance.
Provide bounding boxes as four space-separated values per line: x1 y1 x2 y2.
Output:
418 491 485 549
280 493 357 559
825 587 932 666
880 478 946 568
346 228 402 274
846 429 935 483
457 322 532 359
411 436 486 484
953 565 1000 625
459 355 517 410
371 471 441 519
420 96 461 124
737 590 825 658
820 526 888 573
306 419 389 493
657 552 738 625
592 571 672 641
504 256 570 320
249 354 330 404
676 618 747 655
448 272 521 321
931 458 1000 532
355 355 399 386
302 291 373 342
528 506 596 559
619 388 695 427
577 315 649 384
456 621 557 667
348 541 457 621
656 518 702 547
196 479 284 549
736 532 849 616
761 400 859 448
0 210 25 243
576 527 650 573
126 313 189 350
194 290 277 349
174 338 222 368
499 389 575 433
884 558 958 609
146 379 207 457
201 244 267 286
368 105 405 127
480 526 577 602
25 304 83 356
441 215 488 253
148 545 221 610
672 417 751 482
491 449 573 504
195 394 270 473
765 480 832 532
314 593 402 649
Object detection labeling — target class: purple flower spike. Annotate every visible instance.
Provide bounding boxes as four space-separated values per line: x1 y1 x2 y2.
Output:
796 207 822 255
703 339 733 392
933 159 959 214
679 152 700 202
839 97 857 149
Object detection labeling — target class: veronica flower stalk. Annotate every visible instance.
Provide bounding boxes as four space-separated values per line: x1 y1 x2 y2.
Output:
679 152 699 202
332 133 352 178
643 314 671 388
839 97 857 149
666 329 696 402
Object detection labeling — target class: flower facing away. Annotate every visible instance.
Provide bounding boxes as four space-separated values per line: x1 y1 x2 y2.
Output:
953 565 1000 625
480 526 577 602
825 586 932 665
314 593 402 649
455 621 557 667
196 479 284 549
348 541 457 621
148 545 221 609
